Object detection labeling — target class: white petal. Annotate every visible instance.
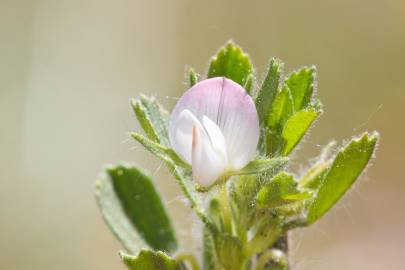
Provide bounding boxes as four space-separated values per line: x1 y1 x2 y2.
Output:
169 109 199 163
201 115 227 164
169 108 228 165
191 123 227 187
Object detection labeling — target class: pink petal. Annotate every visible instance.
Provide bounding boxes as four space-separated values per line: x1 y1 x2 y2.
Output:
169 77 259 181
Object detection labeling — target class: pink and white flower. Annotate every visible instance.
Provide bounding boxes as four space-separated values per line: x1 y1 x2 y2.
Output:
169 77 260 187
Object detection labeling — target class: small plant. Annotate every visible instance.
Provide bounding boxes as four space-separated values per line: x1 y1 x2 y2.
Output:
95 41 378 270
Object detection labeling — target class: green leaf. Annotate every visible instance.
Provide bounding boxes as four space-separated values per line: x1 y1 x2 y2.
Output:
120 249 183 270
188 67 199 87
206 198 225 232
281 107 321 155
229 160 287 235
230 175 261 241
256 58 284 125
307 132 379 223
243 73 254 95
131 95 170 146
95 169 147 254
208 41 254 88
203 228 221 270
256 172 312 209
247 217 283 255
264 129 284 157
131 132 190 169
215 234 245 269
267 86 294 131
299 160 330 190
226 157 288 177
285 67 316 110
299 141 336 190
96 164 178 253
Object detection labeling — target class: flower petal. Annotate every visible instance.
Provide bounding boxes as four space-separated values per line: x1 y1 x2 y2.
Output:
201 115 228 164
216 79 259 169
169 109 199 163
169 77 259 171
191 122 227 187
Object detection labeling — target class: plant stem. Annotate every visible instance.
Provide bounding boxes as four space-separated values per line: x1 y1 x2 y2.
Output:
219 183 232 234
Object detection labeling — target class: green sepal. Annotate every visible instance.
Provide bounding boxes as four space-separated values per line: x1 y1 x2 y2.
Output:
195 158 288 193
208 41 254 88
307 132 379 223
256 172 312 209
131 95 170 146
226 157 288 177
255 58 284 125
95 164 178 253
120 249 184 270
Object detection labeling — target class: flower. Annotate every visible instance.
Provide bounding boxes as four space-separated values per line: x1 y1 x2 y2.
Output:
169 77 260 187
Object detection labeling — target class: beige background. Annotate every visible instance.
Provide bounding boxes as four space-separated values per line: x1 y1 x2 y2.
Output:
1 0 404 269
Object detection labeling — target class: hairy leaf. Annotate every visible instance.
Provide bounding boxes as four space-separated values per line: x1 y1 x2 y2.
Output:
299 141 337 190
267 86 294 131
215 234 245 269
247 217 283 255
132 95 170 146
307 132 379 223
256 172 312 209
256 58 284 125
188 67 198 87
285 67 316 110
120 249 183 270
281 107 321 155
208 41 254 88
131 132 190 169
203 228 221 270
243 73 254 94
299 160 330 190
96 164 178 253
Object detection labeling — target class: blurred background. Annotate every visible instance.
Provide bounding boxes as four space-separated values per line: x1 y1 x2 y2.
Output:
1 0 404 269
